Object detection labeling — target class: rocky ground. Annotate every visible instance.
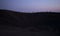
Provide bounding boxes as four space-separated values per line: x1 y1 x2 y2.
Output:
0 25 59 36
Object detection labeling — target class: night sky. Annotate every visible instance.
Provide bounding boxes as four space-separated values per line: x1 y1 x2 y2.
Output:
0 0 60 13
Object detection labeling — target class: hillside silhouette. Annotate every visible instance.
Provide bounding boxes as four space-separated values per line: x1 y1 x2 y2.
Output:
0 9 60 31
0 9 60 36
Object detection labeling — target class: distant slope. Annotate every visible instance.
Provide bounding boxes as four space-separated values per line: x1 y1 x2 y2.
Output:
0 9 33 28
0 9 60 31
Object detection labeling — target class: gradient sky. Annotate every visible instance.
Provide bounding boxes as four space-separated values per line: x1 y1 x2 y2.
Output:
0 0 60 13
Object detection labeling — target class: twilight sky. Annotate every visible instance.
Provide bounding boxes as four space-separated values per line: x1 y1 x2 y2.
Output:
0 0 60 13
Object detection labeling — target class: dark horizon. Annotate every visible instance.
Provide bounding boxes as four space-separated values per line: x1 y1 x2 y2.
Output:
0 9 60 13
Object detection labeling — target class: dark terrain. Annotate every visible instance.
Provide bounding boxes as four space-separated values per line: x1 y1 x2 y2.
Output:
0 9 60 36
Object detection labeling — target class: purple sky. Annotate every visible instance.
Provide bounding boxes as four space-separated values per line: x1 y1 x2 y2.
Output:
0 0 60 13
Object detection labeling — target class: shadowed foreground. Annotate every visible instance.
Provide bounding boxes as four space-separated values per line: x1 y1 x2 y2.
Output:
0 9 60 36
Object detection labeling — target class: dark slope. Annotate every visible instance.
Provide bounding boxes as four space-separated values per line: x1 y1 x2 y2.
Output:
0 9 60 30
0 9 33 28
0 9 60 36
